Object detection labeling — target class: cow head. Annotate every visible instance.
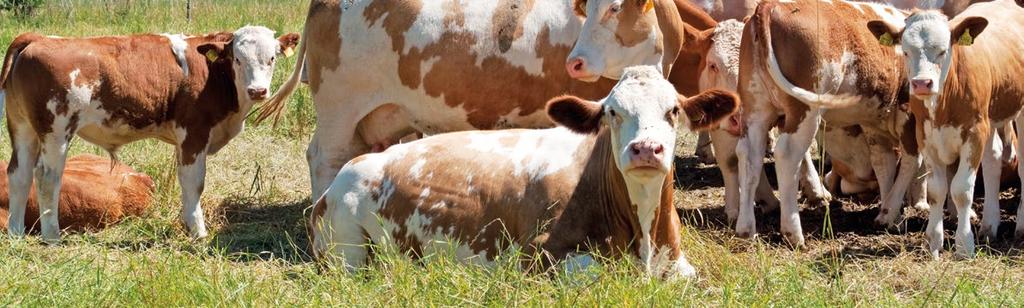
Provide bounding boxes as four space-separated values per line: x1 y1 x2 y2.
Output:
696 19 742 93
567 0 667 81
197 26 300 102
868 12 988 99
548 66 738 181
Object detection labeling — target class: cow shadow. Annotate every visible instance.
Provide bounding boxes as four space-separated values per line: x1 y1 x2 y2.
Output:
209 197 314 264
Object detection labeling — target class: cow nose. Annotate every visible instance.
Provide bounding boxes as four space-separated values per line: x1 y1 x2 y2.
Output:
629 140 665 169
247 87 268 100
566 57 590 79
911 78 934 94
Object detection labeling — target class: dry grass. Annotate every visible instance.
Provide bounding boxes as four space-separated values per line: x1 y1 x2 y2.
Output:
0 0 1022 305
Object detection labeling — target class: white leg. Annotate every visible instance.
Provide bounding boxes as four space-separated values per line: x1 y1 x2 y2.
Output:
694 132 715 165
876 152 920 226
736 113 773 238
756 169 780 213
1015 119 1024 240
308 120 373 200
773 110 822 247
979 130 1002 241
869 140 899 211
5 122 39 237
949 148 980 259
908 162 929 210
924 156 949 259
799 151 831 204
178 149 209 238
710 130 741 222
36 133 71 243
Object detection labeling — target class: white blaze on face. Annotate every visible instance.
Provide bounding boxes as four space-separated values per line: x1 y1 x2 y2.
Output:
604 66 679 177
900 12 953 98
568 0 663 81
231 26 283 101
698 19 743 92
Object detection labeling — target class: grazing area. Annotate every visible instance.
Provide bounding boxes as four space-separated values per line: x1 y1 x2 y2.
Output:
0 0 1022 305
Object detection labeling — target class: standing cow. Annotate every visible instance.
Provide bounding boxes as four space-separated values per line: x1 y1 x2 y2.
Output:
311 66 738 278
0 26 299 242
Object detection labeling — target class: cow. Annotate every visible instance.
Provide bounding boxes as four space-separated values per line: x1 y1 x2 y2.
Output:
867 0 1024 258
310 66 738 278
0 26 300 242
0 154 153 233
256 0 719 200
687 0 993 22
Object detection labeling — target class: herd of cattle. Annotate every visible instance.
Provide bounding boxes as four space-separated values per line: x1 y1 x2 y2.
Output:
1 0 1023 279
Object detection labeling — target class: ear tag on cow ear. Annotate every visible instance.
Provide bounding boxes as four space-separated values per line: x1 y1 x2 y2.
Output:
879 32 895 46
205 49 220 62
282 47 295 58
957 29 974 46
643 0 654 14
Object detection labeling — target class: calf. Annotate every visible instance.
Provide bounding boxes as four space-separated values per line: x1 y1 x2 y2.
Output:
868 0 1024 257
0 154 153 233
0 26 300 242
310 66 738 278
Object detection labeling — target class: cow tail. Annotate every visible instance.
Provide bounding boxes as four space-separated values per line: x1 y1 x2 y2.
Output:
253 1 314 126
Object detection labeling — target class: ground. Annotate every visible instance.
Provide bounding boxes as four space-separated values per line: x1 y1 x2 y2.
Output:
0 0 1021 306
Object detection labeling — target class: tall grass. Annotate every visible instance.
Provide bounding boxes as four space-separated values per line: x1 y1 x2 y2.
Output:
0 1 1022 305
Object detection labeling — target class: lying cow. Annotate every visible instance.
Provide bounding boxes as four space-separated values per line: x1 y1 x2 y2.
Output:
259 0 719 201
868 0 1024 257
310 66 738 278
0 154 153 233
0 26 299 242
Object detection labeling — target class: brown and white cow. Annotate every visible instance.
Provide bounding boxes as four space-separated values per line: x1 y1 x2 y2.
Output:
258 0 719 200
310 66 737 278
868 0 1024 257
0 26 300 242
687 0 992 22
0 154 154 233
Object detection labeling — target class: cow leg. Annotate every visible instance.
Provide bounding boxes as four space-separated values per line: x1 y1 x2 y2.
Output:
924 155 949 259
35 131 71 243
735 112 773 238
950 141 982 259
798 151 830 204
1015 117 1024 240
908 163 929 210
177 149 208 238
877 154 924 226
5 121 39 237
773 110 821 247
712 130 742 222
979 130 1003 242
694 132 715 164
308 120 371 200
755 168 780 214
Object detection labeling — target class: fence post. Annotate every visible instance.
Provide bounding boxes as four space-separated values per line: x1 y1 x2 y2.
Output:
186 0 192 21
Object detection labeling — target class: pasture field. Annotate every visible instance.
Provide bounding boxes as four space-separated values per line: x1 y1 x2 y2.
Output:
1 0 1022 306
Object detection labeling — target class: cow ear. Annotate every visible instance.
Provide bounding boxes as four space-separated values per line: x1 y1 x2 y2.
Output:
639 0 654 14
679 89 739 131
681 26 714 54
867 20 902 47
547 95 603 134
197 42 231 63
278 32 300 57
951 16 987 46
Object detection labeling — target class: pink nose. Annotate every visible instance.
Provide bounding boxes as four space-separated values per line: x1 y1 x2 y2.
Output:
247 87 268 100
629 140 665 169
566 57 590 79
911 78 934 95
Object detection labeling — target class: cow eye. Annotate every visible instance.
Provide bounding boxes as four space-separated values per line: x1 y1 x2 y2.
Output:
609 4 620 13
270 56 276 62
937 50 946 57
672 106 680 116
709 63 718 72
234 58 241 64
609 109 617 117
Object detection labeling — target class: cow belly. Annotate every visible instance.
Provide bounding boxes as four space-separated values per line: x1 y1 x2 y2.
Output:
76 122 174 151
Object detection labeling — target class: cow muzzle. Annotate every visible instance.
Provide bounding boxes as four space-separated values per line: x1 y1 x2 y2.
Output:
247 87 269 101
910 78 936 97
566 57 600 82
627 139 667 174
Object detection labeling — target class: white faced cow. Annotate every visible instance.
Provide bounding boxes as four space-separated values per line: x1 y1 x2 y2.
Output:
868 0 1024 258
0 26 299 242
310 66 739 279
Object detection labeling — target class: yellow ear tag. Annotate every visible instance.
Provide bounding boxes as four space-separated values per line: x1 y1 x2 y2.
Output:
643 0 654 14
205 49 219 62
879 32 895 46
957 29 974 46
282 47 295 58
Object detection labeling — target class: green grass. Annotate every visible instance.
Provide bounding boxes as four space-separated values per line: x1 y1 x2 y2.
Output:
1 1 1023 306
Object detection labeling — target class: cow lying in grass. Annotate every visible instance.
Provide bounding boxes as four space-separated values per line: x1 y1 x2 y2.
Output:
0 154 153 233
0 26 299 242
310 66 738 279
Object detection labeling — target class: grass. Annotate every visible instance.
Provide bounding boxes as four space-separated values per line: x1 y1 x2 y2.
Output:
1 0 1023 306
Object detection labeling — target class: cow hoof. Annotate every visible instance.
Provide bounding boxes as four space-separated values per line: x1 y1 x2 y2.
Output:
874 208 901 227
7 228 25 239
783 232 805 248
1015 229 1024 242
41 234 62 245
978 224 998 243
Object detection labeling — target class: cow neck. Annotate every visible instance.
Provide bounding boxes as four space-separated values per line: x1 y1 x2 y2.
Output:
192 45 248 154
660 0 716 95
930 46 974 122
579 128 676 271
